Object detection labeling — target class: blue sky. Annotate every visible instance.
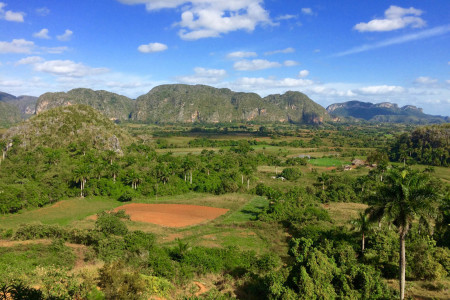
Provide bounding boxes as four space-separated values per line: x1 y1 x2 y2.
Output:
0 0 449 115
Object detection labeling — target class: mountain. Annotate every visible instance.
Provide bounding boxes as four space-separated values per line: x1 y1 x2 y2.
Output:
3 105 133 152
36 88 135 121
132 84 330 124
326 101 448 124
0 91 38 122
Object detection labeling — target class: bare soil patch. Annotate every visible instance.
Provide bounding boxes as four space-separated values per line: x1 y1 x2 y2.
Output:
114 204 229 228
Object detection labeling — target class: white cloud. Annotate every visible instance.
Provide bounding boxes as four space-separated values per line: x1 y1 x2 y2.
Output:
301 8 313 15
298 70 309 78
227 51 257 59
234 76 314 91
176 67 227 84
138 42 168 53
414 76 438 85
354 5 425 32
57 29 73 41
33 28 51 39
33 60 109 77
0 39 34 54
334 25 450 57
276 14 297 21
0 2 25 22
264 47 295 55
283 60 298 67
16 56 44 65
234 59 281 71
36 7 50 16
354 85 405 95
118 0 274 40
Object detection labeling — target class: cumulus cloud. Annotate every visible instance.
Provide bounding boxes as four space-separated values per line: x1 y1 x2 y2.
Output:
283 60 298 67
176 67 227 84
0 39 34 54
354 85 405 95
0 2 25 22
16 56 44 65
117 0 274 40
354 5 425 32
138 42 168 53
264 47 295 55
301 8 313 15
57 29 73 41
33 28 51 39
298 70 309 78
227 51 257 59
414 76 438 85
20 58 108 77
234 59 281 71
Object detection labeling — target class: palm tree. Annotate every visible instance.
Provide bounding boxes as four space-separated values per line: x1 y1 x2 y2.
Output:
350 211 371 253
73 164 91 197
365 167 439 300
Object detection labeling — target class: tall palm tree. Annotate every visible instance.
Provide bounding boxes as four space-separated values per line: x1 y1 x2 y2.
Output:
350 211 371 253
365 167 439 300
73 164 91 197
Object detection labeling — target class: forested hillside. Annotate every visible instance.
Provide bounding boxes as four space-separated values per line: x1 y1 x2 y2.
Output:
36 88 135 121
132 84 330 124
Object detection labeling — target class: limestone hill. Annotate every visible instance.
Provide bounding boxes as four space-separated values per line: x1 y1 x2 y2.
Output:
3 105 133 152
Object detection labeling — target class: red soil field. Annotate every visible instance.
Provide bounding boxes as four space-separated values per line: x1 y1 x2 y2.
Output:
114 203 229 228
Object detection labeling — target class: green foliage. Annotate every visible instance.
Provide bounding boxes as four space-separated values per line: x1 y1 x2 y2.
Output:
118 188 135 202
280 167 302 180
98 261 147 300
96 236 126 262
141 275 173 298
124 231 156 254
95 211 129 236
389 124 450 166
13 224 67 240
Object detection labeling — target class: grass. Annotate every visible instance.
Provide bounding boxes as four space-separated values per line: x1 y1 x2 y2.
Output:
322 202 368 226
386 279 450 300
0 196 121 229
0 242 76 284
222 196 269 223
0 193 283 254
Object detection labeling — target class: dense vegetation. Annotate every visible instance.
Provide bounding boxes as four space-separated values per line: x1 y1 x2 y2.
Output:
0 105 448 299
389 124 449 166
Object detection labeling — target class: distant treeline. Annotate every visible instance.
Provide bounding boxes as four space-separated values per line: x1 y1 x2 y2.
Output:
390 124 449 166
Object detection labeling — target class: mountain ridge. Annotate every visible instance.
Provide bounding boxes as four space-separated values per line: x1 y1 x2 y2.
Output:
326 100 448 124
1 86 448 127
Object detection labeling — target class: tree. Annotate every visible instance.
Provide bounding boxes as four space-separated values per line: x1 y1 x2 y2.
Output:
366 167 440 300
350 211 371 253
73 164 91 197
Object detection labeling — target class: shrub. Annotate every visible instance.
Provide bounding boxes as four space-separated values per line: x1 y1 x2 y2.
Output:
96 236 126 262
124 231 156 254
142 275 173 298
95 211 128 236
13 224 66 240
118 189 135 202
98 261 146 300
